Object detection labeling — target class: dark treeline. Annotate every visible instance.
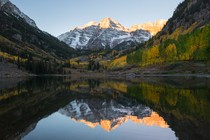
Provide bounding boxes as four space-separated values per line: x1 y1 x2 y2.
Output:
24 59 63 74
88 60 100 71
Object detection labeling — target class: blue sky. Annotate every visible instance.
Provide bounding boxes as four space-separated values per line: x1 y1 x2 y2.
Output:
10 0 183 36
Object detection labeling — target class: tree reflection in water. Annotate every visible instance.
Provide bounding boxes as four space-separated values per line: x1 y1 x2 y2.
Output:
0 77 209 140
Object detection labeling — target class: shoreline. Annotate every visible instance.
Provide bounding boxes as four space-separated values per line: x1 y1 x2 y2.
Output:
1 72 210 78
1 61 210 78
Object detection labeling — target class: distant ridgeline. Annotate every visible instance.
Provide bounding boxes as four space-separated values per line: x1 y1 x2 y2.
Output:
0 0 75 74
127 0 210 66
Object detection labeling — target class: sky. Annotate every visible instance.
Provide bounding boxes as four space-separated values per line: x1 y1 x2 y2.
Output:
10 0 183 37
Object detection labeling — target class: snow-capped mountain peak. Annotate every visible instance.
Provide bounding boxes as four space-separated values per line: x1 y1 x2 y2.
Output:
58 18 166 50
58 18 151 50
156 19 168 25
77 21 98 29
99 17 128 31
130 20 167 35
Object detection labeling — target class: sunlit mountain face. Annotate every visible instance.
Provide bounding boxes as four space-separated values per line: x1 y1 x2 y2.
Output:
59 98 169 132
130 19 167 36
58 18 167 50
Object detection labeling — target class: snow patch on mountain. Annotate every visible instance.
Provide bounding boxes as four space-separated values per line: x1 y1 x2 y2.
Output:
58 25 98 49
99 17 129 31
58 18 154 50
130 19 167 35
77 21 98 29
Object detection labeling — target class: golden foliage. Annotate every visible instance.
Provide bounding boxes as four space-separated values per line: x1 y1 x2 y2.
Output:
0 52 27 62
102 81 127 93
105 56 127 70
165 43 177 61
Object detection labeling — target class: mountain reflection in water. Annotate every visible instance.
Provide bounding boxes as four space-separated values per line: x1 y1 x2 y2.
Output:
0 77 210 140
59 99 168 132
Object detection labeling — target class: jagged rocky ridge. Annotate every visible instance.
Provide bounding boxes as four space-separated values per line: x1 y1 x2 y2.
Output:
58 18 166 50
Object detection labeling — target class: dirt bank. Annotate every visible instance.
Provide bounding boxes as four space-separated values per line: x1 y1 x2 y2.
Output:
0 62 33 77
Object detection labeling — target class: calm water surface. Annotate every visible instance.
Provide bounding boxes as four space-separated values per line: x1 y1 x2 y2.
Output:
0 77 210 140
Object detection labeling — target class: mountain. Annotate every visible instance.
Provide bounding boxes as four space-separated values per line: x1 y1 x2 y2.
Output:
0 0 75 74
59 99 168 132
130 19 167 35
0 0 36 27
58 18 163 50
127 0 210 67
58 21 100 50
160 0 210 36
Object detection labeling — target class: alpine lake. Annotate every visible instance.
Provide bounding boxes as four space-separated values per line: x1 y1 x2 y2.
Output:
0 76 210 140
